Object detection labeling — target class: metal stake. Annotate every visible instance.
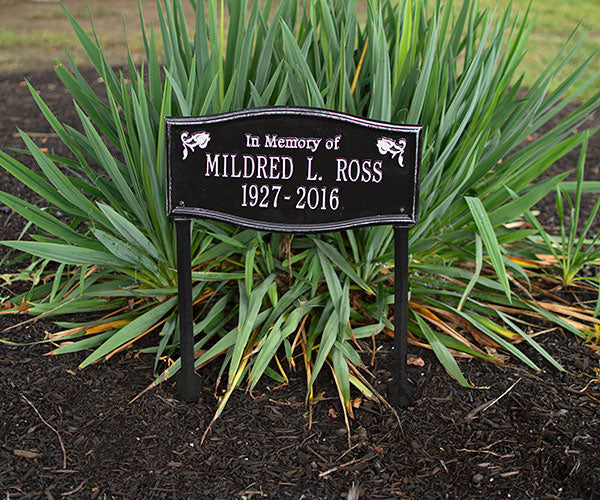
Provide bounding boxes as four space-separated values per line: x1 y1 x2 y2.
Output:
175 217 203 400
388 226 413 407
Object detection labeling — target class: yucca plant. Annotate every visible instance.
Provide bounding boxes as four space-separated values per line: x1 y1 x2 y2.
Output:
523 133 600 318
1 0 599 426
526 134 600 284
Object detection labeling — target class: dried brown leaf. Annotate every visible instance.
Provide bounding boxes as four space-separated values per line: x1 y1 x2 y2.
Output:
408 356 425 367
13 449 42 459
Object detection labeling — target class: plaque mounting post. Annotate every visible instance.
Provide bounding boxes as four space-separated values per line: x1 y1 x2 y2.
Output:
175 217 203 400
388 226 413 407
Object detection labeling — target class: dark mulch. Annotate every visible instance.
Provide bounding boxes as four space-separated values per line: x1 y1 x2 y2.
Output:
1 69 599 499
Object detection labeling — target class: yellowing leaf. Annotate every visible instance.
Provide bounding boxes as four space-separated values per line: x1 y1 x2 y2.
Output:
86 319 131 335
476 316 520 340
506 256 547 268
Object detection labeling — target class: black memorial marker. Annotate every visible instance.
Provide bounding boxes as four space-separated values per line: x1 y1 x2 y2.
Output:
166 107 422 407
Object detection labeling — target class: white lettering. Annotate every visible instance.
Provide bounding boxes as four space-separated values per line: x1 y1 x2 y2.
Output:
372 160 383 183
245 134 260 147
256 155 268 179
336 158 348 182
206 153 220 176
309 138 322 152
282 156 293 179
230 154 241 177
361 159 372 183
243 155 255 178
263 134 322 152
269 156 280 179
348 159 360 182
265 134 278 148
294 186 340 211
307 157 318 181
221 154 230 177
210 153 297 180
336 157 383 183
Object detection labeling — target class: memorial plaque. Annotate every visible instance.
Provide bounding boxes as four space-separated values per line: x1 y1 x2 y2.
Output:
166 107 421 232
166 107 421 408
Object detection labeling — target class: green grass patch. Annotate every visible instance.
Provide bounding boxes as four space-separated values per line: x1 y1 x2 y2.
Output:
0 28 76 50
1 0 597 99
476 0 599 99
27 8 65 21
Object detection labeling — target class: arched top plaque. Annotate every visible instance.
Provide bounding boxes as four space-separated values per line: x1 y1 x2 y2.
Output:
166 107 422 233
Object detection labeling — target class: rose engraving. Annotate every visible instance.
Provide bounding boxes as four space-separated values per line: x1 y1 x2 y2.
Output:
376 137 407 167
181 131 211 160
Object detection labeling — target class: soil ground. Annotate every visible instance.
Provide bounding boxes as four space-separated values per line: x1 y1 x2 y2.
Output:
1 68 599 499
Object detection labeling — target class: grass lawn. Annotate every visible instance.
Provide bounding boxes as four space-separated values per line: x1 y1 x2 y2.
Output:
0 0 597 98
476 0 599 99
